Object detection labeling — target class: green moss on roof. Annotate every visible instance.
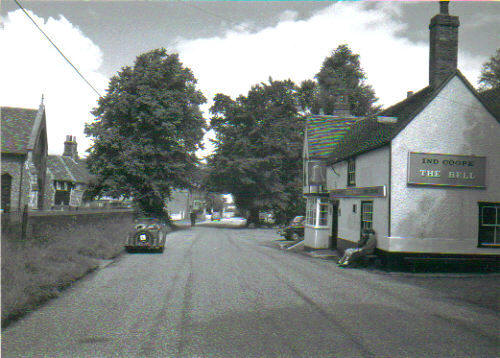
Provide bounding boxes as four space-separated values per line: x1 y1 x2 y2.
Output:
306 115 357 158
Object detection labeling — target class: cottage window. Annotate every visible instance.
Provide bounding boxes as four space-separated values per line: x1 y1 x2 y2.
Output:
1 173 12 212
347 158 356 187
478 203 500 247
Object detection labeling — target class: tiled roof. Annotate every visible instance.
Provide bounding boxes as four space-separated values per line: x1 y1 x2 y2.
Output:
61 156 92 183
1 106 39 154
328 70 500 164
478 87 500 120
306 115 357 159
327 85 436 164
47 155 91 184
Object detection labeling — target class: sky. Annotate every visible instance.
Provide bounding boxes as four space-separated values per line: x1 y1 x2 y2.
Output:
1 1 499 158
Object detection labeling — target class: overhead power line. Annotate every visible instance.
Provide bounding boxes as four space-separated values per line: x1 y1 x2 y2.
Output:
14 0 103 97
181 2 258 34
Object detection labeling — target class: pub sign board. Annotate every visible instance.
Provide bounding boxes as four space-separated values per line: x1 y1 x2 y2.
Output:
408 152 486 188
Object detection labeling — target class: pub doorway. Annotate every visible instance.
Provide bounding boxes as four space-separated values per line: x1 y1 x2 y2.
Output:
330 200 339 249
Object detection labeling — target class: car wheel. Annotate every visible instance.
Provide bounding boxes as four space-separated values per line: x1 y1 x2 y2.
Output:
291 232 300 241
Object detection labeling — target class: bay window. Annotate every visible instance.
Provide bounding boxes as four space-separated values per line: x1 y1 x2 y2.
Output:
306 197 330 227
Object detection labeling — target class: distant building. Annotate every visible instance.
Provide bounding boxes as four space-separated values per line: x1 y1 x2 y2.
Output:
1 103 92 211
166 189 205 220
46 136 92 208
303 3 499 257
1 103 51 211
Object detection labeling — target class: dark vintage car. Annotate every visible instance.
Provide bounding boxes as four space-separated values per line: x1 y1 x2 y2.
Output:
125 218 168 253
278 215 305 240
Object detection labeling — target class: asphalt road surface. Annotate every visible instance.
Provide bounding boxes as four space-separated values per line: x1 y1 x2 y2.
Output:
2 227 499 357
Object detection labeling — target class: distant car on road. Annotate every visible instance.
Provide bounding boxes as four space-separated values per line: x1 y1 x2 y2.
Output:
125 217 168 253
259 212 276 226
210 212 222 221
278 216 305 240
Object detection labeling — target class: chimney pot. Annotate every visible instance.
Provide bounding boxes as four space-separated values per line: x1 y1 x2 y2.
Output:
440 1 449 15
332 92 351 117
63 134 78 160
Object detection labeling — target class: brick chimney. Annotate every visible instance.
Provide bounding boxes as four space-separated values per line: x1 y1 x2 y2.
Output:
333 91 351 117
63 135 78 160
429 0 460 88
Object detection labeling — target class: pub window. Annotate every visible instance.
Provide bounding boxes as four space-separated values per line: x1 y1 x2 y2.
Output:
347 158 356 187
318 198 329 226
360 201 373 232
306 197 329 227
478 203 500 247
306 197 315 225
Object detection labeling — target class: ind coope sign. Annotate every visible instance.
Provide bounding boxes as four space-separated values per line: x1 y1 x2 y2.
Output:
407 152 486 188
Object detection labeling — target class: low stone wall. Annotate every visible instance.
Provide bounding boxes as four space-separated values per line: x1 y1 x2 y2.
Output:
2 209 135 248
27 209 134 246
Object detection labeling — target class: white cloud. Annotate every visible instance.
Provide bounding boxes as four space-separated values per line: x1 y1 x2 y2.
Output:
0 10 107 157
177 1 484 157
1 4 485 161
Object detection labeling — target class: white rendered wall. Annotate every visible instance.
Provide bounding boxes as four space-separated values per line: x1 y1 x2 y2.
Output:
390 76 500 254
327 146 390 248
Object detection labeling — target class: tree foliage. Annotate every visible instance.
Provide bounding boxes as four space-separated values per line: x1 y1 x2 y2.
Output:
479 48 500 90
206 78 305 224
299 44 379 116
85 49 206 217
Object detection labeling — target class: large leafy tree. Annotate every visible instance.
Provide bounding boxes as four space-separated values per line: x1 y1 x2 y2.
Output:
479 48 500 90
206 78 304 224
299 44 379 116
85 49 206 217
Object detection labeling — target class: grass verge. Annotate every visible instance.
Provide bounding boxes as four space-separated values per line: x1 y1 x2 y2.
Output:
1 216 130 328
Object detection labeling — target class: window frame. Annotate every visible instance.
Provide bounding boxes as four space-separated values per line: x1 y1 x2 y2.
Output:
478 202 500 248
347 158 356 187
306 197 330 228
360 201 373 234
318 198 329 227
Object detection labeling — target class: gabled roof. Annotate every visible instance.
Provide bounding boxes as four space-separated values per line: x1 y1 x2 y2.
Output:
327 70 499 164
305 115 357 159
47 155 92 184
1 106 44 154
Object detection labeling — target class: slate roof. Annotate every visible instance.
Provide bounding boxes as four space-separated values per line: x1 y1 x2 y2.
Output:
1 106 39 154
305 115 358 159
327 70 499 164
47 155 92 184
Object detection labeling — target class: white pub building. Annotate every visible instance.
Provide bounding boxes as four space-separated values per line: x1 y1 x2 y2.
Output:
303 2 499 259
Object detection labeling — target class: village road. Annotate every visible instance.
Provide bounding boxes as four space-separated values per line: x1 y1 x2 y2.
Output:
2 227 499 357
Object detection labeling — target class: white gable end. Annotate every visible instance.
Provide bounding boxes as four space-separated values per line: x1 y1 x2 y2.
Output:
390 74 500 254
